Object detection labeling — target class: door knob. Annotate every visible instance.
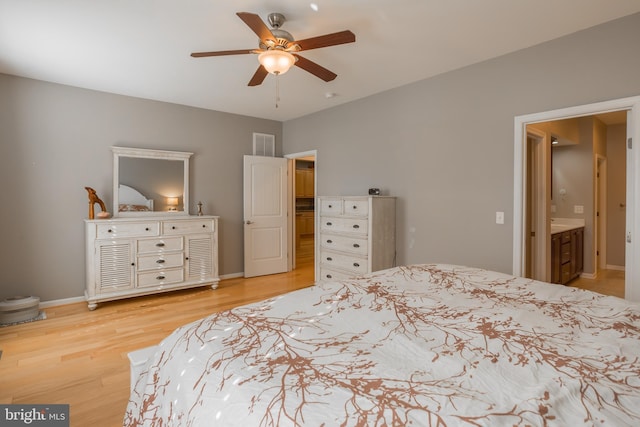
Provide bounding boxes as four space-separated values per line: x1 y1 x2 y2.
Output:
245 220 254 225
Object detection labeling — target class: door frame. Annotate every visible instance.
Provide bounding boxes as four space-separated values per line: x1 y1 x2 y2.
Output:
596 155 608 271
513 95 640 301
284 150 317 272
525 127 550 281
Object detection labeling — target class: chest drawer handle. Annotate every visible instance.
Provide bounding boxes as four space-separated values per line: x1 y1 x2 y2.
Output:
156 259 165 264
326 239 333 244
326 274 332 279
353 224 360 229
353 205 357 209
145 227 150 231
202 224 206 228
172 226 177 230
353 262 360 267
107 229 113 233
156 275 165 280
326 257 333 261
353 243 360 248
156 242 165 247
328 204 333 208
326 222 332 226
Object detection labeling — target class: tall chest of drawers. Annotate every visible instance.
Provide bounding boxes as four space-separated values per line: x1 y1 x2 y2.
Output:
316 196 396 281
85 216 219 310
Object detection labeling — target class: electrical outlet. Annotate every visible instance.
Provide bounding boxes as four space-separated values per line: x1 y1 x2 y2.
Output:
496 211 505 225
574 205 584 214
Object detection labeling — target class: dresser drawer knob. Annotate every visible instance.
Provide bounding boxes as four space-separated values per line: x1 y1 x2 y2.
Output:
326 222 332 226
353 205 357 209
326 274 332 279
202 224 206 228
353 262 360 267
353 243 360 248
326 239 332 244
353 224 360 229
108 229 113 233
156 259 165 264
326 257 333 261
156 242 165 247
172 226 177 230
156 275 165 280
328 204 332 208
145 227 150 231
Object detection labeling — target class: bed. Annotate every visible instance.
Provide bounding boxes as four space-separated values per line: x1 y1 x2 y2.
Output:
124 264 640 426
118 184 154 212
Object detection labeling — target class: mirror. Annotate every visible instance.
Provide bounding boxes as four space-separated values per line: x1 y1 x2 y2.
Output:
112 146 192 217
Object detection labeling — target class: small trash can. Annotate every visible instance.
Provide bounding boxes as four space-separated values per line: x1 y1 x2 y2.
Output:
0 296 40 325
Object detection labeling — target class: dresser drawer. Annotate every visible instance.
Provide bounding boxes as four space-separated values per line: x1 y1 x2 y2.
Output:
163 219 214 235
343 199 369 216
320 217 368 235
137 252 184 271
137 268 184 288
319 250 368 275
96 222 160 239
137 237 183 254
320 234 368 256
319 199 343 215
318 266 354 282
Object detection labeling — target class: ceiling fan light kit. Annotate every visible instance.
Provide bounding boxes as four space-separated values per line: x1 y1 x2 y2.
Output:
191 11 355 86
258 49 296 75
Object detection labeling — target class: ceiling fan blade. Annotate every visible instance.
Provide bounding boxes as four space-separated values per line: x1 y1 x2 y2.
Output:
295 30 355 51
248 65 269 86
293 55 337 82
191 49 255 58
236 12 276 44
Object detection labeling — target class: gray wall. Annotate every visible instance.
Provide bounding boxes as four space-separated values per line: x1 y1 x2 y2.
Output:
0 75 281 301
283 12 640 274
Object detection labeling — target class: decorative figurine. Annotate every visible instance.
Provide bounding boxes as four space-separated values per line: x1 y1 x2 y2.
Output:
197 201 204 216
85 187 109 219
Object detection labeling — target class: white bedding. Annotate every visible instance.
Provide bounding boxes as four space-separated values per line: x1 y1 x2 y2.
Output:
124 264 640 426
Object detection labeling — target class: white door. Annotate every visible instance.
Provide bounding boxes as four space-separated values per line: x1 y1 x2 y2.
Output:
243 155 288 278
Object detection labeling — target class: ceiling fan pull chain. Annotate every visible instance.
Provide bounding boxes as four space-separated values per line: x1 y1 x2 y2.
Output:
275 74 280 108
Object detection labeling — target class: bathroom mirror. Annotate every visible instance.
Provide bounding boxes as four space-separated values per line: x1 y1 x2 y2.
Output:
112 146 192 217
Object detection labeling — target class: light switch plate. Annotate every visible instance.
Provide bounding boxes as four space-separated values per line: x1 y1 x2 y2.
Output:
496 211 505 224
574 205 584 214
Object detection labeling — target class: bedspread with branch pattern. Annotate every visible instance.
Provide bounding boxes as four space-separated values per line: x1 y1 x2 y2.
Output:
124 264 640 426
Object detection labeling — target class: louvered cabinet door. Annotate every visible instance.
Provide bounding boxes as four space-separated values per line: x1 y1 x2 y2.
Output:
96 241 134 292
185 234 215 282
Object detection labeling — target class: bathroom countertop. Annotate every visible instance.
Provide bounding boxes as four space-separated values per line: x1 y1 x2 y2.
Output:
550 218 585 234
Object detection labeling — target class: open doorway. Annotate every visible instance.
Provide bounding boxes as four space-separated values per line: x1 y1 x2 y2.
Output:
524 113 626 297
285 151 317 277
513 96 640 302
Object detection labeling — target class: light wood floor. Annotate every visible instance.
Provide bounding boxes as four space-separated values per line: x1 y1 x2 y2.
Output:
569 269 625 298
0 263 314 427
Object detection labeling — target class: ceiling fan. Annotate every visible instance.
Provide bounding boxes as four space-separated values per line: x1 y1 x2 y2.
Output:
191 12 356 86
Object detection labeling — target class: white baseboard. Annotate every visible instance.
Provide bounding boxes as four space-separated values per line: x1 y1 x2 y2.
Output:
606 264 625 271
40 272 246 308
580 272 597 280
39 296 86 308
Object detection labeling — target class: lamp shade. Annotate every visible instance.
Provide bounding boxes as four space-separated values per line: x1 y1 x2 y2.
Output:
258 50 295 75
167 197 179 211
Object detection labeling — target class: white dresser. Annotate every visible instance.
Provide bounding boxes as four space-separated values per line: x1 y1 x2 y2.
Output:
316 196 396 281
85 215 219 310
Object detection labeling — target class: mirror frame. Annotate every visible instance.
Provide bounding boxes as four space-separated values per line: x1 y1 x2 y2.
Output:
112 146 193 217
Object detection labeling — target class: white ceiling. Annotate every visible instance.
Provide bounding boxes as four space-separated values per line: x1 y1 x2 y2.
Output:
1 1 639 122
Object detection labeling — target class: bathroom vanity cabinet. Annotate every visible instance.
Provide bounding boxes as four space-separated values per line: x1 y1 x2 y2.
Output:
551 227 584 285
